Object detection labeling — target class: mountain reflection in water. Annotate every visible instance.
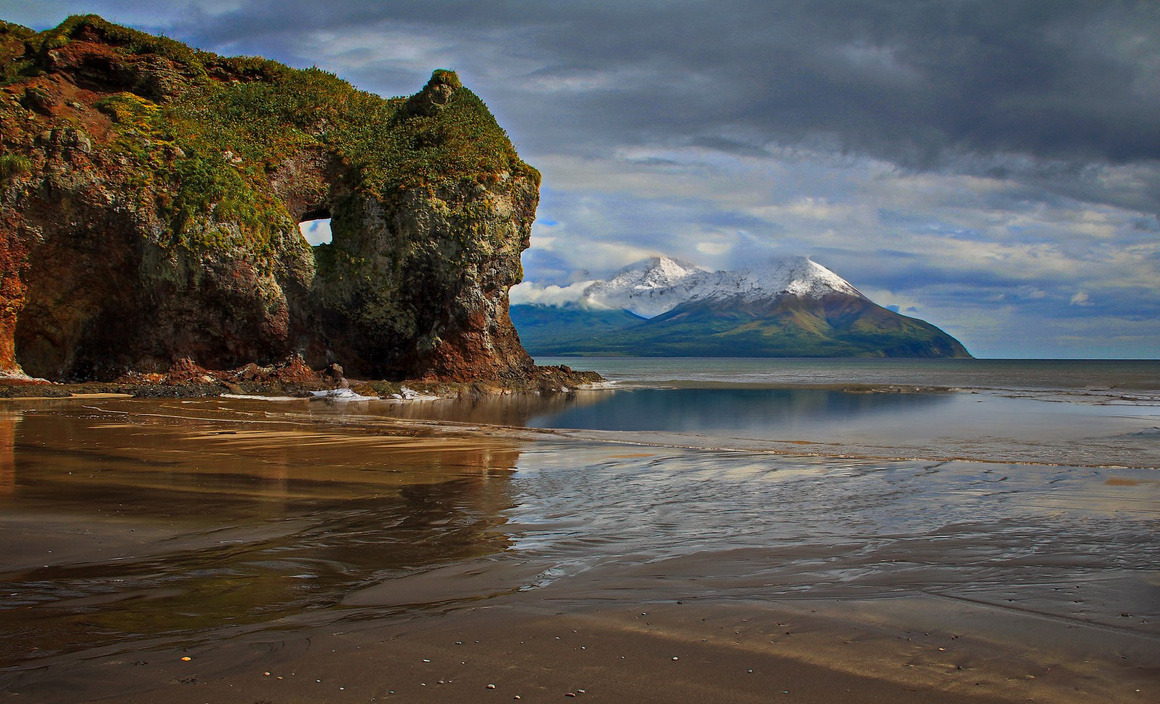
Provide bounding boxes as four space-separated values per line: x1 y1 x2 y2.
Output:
372 387 952 433
370 386 1160 467
526 387 951 432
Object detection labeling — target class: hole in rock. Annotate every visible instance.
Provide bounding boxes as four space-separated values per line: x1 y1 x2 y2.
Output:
299 217 332 246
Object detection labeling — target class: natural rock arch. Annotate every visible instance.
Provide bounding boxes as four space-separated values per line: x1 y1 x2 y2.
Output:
0 16 536 381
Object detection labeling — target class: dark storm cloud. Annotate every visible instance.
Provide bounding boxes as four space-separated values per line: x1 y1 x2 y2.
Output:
18 1 1158 203
168 0 1160 168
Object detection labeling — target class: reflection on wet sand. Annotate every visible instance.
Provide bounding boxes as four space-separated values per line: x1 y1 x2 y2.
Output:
0 412 14 498
371 385 1160 467
363 386 955 431
364 387 614 426
0 399 523 664
524 387 953 432
0 395 1157 704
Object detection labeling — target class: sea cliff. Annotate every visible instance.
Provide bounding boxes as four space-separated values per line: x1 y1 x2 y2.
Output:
0 16 554 383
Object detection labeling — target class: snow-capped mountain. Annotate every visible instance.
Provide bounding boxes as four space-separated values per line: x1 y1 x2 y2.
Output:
509 253 971 359
580 256 864 318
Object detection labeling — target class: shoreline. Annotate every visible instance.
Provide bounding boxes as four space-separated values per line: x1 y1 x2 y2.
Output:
0 360 605 402
8 356 1160 410
7 387 1160 469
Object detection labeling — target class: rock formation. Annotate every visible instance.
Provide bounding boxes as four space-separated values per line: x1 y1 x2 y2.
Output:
0 16 538 381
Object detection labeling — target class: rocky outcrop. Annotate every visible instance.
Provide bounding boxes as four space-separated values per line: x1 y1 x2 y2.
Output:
0 16 539 381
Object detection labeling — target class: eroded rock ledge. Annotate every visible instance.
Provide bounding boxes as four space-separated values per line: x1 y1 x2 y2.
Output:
0 15 566 384
0 355 602 400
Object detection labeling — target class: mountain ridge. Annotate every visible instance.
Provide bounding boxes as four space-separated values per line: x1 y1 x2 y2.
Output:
512 256 971 358
581 255 865 317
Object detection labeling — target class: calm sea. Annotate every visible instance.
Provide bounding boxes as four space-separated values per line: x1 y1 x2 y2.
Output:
535 356 1160 397
374 357 1160 467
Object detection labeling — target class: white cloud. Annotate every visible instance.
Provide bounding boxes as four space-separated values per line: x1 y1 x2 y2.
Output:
521 68 627 93
510 280 595 306
300 25 453 74
858 287 925 315
696 241 732 256
298 219 332 245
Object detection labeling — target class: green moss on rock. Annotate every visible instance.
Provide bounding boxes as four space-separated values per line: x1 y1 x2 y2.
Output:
0 154 30 180
0 14 538 382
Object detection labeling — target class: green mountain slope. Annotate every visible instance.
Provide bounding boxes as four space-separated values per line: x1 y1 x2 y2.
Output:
511 304 645 352
512 295 971 358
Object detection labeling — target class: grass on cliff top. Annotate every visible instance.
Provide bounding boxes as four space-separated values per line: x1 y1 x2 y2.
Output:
0 20 35 83
2 15 538 252
25 14 287 81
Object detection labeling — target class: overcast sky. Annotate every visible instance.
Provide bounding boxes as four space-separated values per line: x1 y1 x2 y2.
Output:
7 1 1159 357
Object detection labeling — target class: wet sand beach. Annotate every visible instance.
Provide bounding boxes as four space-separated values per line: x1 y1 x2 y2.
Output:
0 392 1157 702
